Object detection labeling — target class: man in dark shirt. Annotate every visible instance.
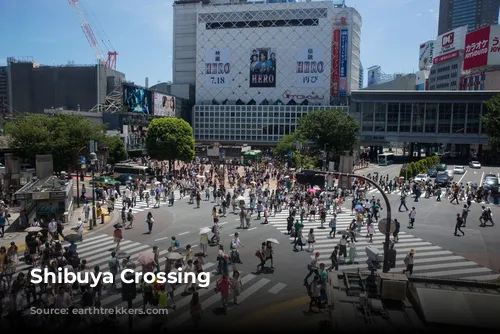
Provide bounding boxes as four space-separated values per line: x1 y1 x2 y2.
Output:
28 235 40 266
454 213 465 236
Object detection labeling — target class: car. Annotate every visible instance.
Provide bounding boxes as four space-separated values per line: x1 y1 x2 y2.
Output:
414 174 429 183
444 170 454 180
115 174 139 185
469 161 481 169
483 176 499 193
452 165 466 174
427 168 438 177
436 163 447 171
435 173 451 186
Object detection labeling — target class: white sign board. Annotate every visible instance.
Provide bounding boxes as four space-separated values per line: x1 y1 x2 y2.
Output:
295 47 325 88
434 26 467 57
204 48 231 88
488 24 500 66
418 40 434 70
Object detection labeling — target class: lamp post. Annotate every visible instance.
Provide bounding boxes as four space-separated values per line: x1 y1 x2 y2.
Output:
90 152 98 230
327 171 393 273
75 146 87 208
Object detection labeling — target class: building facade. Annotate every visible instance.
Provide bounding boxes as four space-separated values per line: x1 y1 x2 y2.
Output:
363 74 417 91
359 61 364 89
438 0 500 36
0 66 8 115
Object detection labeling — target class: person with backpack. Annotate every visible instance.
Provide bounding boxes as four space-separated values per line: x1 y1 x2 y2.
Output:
170 236 180 251
126 209 134 229
403 249 415 276
108 252 120 289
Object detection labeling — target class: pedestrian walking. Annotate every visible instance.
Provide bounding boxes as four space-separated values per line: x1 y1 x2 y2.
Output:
307 228 316 252
408 207 416 229
189 292 202 327
145 211 154 234
461 204 469 227
329 246 339 271
454 213 465 236
393 219 400 242
403 249 415 275
329 213 337 238
200 232 209 256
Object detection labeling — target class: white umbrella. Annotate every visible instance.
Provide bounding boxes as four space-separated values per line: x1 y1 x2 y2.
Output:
199 227 211 235
266 238 279 244
236 195 245 201
166 252 184 260
25 226 42 232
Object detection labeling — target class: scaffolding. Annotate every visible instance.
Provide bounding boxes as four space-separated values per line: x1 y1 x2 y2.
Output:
89 87 123 113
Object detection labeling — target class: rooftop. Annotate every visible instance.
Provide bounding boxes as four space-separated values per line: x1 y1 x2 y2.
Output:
16 176 70 194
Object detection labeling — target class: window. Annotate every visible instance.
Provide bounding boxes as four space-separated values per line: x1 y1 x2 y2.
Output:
425 104 437 133
438 103 452 133
374 103 387 132
399 103 412 133
387 103 399 132
412 103 424 133
452 103 466 133
466 103 481 134
362 103 374 132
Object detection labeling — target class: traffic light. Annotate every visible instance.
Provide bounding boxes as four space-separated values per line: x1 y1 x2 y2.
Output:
121 273 137 301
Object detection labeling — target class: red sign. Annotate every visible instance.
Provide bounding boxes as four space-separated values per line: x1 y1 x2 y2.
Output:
433 50 459 64
330 29 340 97
442 32 454 47
463 26 490 70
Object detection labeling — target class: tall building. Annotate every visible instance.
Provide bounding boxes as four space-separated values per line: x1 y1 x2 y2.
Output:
438 0 500 35
0 66 9 115
358 61 363 89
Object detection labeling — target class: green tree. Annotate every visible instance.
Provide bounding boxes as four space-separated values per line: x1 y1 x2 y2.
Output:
273 132 305 156
298 109 359 159
145 117 195 166
103 135 128 164
483 94 500 148
5 114 105 171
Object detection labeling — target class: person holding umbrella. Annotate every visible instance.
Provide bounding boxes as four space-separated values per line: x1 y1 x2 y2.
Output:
199 227 210 256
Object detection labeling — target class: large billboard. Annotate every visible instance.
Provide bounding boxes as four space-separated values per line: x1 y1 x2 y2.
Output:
123 84 152 114
367 66 382 86
295 47 325 88
419 40 434 70
330 29 340 97
204 48 231 88
153 92 176 117
249 48 277 88
339 29 348 96
463 25 500 71
434 26 467 58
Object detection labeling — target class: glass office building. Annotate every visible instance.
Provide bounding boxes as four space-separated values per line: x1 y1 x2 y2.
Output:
438 0 500 35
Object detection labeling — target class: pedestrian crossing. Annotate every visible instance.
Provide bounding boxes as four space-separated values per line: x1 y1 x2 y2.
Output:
14 233 287 325
113 195 170 214
265 210 498 282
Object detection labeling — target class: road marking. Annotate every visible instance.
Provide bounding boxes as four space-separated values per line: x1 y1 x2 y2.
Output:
480 171 485 185
154 236 170 241
220 221 229 225
268 282 286 294
457 170 468 184
229 233 234 236
247 227 257 231
178 231 190 236
462 274 499 281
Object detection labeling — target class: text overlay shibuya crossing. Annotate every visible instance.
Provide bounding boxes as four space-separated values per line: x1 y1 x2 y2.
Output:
30 267 211 288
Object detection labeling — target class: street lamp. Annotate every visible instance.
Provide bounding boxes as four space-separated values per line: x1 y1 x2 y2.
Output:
90 152 98 230
327 171 393 273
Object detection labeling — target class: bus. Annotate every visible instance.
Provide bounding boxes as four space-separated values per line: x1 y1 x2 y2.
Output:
113 163 152 181
243 150 262 165
378 152 394 166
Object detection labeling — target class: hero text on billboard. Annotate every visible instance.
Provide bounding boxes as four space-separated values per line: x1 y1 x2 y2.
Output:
249 48 276 88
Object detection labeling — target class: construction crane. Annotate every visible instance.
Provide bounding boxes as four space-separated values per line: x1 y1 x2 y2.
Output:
68 0 118 70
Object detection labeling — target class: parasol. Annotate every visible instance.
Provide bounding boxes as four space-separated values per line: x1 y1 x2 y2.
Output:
199 227 211 234
64 234 82 243
266 238 279 244
25 226 43 232
138 250 155 265
166 252 184 260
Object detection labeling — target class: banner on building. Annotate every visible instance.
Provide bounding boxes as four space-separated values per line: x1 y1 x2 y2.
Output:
434 26 467 58
367 66 381 87
295 47 325 88
204 48 231 88
339 29 348 95
153 92 176 117
488 25 500 66
249 48 276 88
330 30 340 97
418 40 434 70
463 26 490 70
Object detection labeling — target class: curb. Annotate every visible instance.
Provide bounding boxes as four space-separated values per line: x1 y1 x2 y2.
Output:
10 208 117 253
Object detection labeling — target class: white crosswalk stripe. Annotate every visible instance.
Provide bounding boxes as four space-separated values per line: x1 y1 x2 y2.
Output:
14 233 287 324
265 210 497 281
113 196 169 213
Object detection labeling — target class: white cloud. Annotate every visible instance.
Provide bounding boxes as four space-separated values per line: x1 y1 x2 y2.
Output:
429 9 435 12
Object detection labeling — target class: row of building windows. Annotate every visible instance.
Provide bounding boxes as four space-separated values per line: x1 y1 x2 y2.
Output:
195 112 309 119
193 105 340 112
194 134 281 142
359 102 484 135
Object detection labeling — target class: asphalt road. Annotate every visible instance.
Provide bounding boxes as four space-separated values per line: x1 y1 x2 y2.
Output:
356 163 500 272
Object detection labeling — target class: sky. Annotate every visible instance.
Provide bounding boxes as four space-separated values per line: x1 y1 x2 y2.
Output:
0 0 440 87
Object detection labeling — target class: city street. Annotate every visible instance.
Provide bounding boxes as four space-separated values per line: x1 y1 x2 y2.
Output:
357 163 500 273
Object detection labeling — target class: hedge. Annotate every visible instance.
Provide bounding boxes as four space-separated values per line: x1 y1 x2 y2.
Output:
399 155 440 179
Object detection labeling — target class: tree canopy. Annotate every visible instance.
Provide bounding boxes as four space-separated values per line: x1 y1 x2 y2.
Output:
272 132 305 156
483 94 500 148
5 113 106 171
296 108 359 158
145 117 195 162
103 135 128 164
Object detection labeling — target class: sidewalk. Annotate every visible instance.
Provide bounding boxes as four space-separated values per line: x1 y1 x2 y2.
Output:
0 205 118 252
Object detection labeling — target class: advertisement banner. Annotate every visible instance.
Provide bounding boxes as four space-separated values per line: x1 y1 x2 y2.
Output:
249 48 276 88
295 47 325 88
434 26 467 57
367 66 381 86
123 84 152 114
418 40 434 70
153 92 176 117
487 25 500 66
340 29 348 78
204 48 231 88
463 26 490 70
330 30 340 97
433 50 460 64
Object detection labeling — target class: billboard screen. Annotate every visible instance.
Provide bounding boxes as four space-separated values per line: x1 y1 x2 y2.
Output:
204 48 231 88
330 29 340 97
419 40 434 70
434 26 467 58
249 48 276 88
463 26 490 70
123 85 152 114
153 92 176 117
295 47 325 88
